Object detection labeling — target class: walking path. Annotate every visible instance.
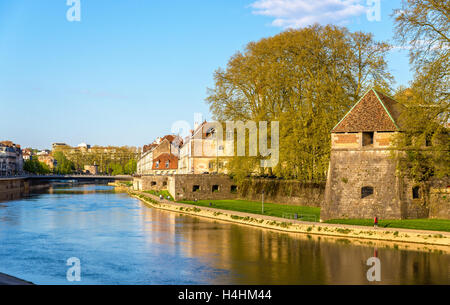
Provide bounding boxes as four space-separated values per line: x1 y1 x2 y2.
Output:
0 273 33 285
131 191 450 249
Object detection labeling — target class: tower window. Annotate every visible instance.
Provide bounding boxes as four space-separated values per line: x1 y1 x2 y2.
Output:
412 186 420 199
361 186 374 198
362 132 374 146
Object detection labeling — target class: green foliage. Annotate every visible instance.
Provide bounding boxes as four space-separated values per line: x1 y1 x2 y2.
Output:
54 146 138 175
392 1 449 182
23 159 51 174
108 163 124 176
207 25 392 182
53 151 74 175
124 159 137 175
144 190 174 201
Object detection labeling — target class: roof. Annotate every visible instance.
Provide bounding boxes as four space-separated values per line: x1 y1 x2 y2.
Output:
332 89 406 133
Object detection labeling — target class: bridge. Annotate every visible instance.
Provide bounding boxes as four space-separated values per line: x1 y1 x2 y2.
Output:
0 174 133 182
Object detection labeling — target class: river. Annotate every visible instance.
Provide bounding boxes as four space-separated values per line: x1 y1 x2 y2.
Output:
0 184 448 285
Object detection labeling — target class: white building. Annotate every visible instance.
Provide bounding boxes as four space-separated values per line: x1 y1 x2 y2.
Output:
0 141 23 176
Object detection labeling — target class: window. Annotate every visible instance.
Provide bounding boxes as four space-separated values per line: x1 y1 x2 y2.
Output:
361 186 374 199
412 186 420 199
425 134 432 147
163 181 167 187
151 181 157 186
362 132 374 146
231 185 238 193
155 161 160 168
212 185 219 192
193 185 200 192
165 160 170 168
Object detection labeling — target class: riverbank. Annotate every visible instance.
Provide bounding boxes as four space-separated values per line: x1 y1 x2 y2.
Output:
0 273 33 285
130 191 450 249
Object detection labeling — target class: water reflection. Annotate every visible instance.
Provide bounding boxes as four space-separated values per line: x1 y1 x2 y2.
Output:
0 185 448 285
139 205 449 285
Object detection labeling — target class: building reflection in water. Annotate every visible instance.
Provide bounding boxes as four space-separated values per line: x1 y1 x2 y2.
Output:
139 203 449 285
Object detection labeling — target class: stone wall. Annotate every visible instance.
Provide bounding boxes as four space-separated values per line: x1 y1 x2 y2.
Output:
322 149 403 220
429 179 450 219
169 175 238 201
238 179 324 207
134 174 325 206
133 175 169 191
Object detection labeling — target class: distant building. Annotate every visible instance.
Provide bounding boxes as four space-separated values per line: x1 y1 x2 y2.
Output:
77 143 91 150
178 122 232 175
0 141 23 176
136 135 182 176
52 143 69 150
22 148 33 161
37 151 57 170
83 165 99 175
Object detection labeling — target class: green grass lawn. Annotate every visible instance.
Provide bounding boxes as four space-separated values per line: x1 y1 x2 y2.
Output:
178 199 321 222
326 218 450 232
144 190 174 201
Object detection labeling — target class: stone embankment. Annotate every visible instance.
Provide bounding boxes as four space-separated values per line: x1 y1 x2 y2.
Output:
129 191 450 251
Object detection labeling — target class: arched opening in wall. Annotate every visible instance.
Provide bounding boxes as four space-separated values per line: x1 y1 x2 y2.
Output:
412 186 421 199
212 185 219 193
163 181 167 187
151 181 157 186
193 185 200 192
231 185 238 194
361 186 374 199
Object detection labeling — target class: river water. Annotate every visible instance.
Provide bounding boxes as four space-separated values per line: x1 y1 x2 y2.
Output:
0 184 448 285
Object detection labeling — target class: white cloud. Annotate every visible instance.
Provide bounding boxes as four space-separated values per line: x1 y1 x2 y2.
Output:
250 0 367 28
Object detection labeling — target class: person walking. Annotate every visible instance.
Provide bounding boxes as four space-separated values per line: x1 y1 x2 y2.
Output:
374 216 379 228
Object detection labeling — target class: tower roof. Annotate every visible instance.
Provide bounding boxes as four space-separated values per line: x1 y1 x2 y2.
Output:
332 89 405 133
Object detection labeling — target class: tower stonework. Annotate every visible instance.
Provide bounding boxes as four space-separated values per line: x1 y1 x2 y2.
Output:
322 89 430 221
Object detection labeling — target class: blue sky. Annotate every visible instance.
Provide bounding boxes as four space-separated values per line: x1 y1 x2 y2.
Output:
0 0 412 149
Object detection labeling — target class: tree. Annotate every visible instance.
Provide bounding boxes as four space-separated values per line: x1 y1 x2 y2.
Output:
53 151 75 175
206 25 393 182
124 159 137 175
392 0 449 182
108 163 124 176
23 159 51 175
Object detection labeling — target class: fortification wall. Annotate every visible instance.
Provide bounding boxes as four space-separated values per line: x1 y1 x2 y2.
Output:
238 179 324 207
322 149 403 220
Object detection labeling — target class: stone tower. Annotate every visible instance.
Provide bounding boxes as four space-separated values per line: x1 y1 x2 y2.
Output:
321 88 428 221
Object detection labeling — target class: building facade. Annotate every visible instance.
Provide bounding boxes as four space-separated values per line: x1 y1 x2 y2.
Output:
178 122 231 175
0 141 23 176
137 135 182 176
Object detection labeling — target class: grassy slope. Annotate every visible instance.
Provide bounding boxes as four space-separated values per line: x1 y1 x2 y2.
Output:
144 190 174 201
325 219 450 232
178 199 450 232
178 199 321 221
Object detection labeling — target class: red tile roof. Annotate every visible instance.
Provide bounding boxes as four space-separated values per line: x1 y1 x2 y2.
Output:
332 89 405 133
